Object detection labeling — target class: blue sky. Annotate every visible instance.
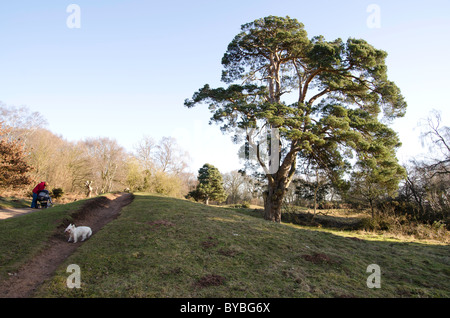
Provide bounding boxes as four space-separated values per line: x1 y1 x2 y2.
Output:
1 0 449 173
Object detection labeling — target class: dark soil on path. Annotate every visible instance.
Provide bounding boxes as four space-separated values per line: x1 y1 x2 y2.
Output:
0 192 134 298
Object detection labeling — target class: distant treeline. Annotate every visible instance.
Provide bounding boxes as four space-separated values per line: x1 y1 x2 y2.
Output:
0 103 448 228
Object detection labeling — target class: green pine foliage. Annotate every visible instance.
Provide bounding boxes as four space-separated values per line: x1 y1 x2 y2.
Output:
186 16 407 222
188 164 227 205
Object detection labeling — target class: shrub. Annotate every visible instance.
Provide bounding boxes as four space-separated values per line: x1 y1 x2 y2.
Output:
51 188 64 200
359 217 379 231
241 201 250 208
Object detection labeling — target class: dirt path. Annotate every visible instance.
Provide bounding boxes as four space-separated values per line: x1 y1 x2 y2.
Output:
0 192 134 298
0 207 36 220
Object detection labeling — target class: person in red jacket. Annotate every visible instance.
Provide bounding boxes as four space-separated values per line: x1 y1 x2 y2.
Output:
31 181 48 208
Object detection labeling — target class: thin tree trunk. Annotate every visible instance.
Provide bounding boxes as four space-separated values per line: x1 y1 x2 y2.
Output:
313 167 319 219
370 198 375 218
313 187 318 219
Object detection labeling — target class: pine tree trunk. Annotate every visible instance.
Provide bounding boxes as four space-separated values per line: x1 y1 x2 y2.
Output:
264 189 283 223
264 185 284 223
262 143 298 223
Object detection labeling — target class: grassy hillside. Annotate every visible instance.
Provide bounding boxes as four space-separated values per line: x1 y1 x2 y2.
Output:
34 193 449 298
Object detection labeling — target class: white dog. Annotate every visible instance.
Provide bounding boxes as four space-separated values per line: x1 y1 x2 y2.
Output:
64 224 92 243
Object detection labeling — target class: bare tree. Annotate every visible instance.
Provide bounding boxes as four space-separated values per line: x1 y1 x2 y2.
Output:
83 137 126 193
134 135 156 171
223 170 246 204
0 102 48 141
401 110 450 222
134 136 190 175
420 110 450 177
154 136 190 175
85 180 93 198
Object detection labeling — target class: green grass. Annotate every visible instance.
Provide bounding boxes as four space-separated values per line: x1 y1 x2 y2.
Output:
0 198 90 280
31 193 449 298
0 197 32 209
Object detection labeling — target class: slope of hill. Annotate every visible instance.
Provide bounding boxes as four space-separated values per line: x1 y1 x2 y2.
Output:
31 193 449 298
0 193 133 297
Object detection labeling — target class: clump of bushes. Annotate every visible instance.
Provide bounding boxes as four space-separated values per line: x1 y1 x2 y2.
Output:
357 214 449 242
51 188 64 200
228 202 251 209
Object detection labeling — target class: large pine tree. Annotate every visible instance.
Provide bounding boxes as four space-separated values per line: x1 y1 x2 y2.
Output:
186 16 406 222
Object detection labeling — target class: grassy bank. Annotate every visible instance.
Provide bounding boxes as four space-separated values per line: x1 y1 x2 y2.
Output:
34 193 449 298
0 198 89 280
0 197 31 209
